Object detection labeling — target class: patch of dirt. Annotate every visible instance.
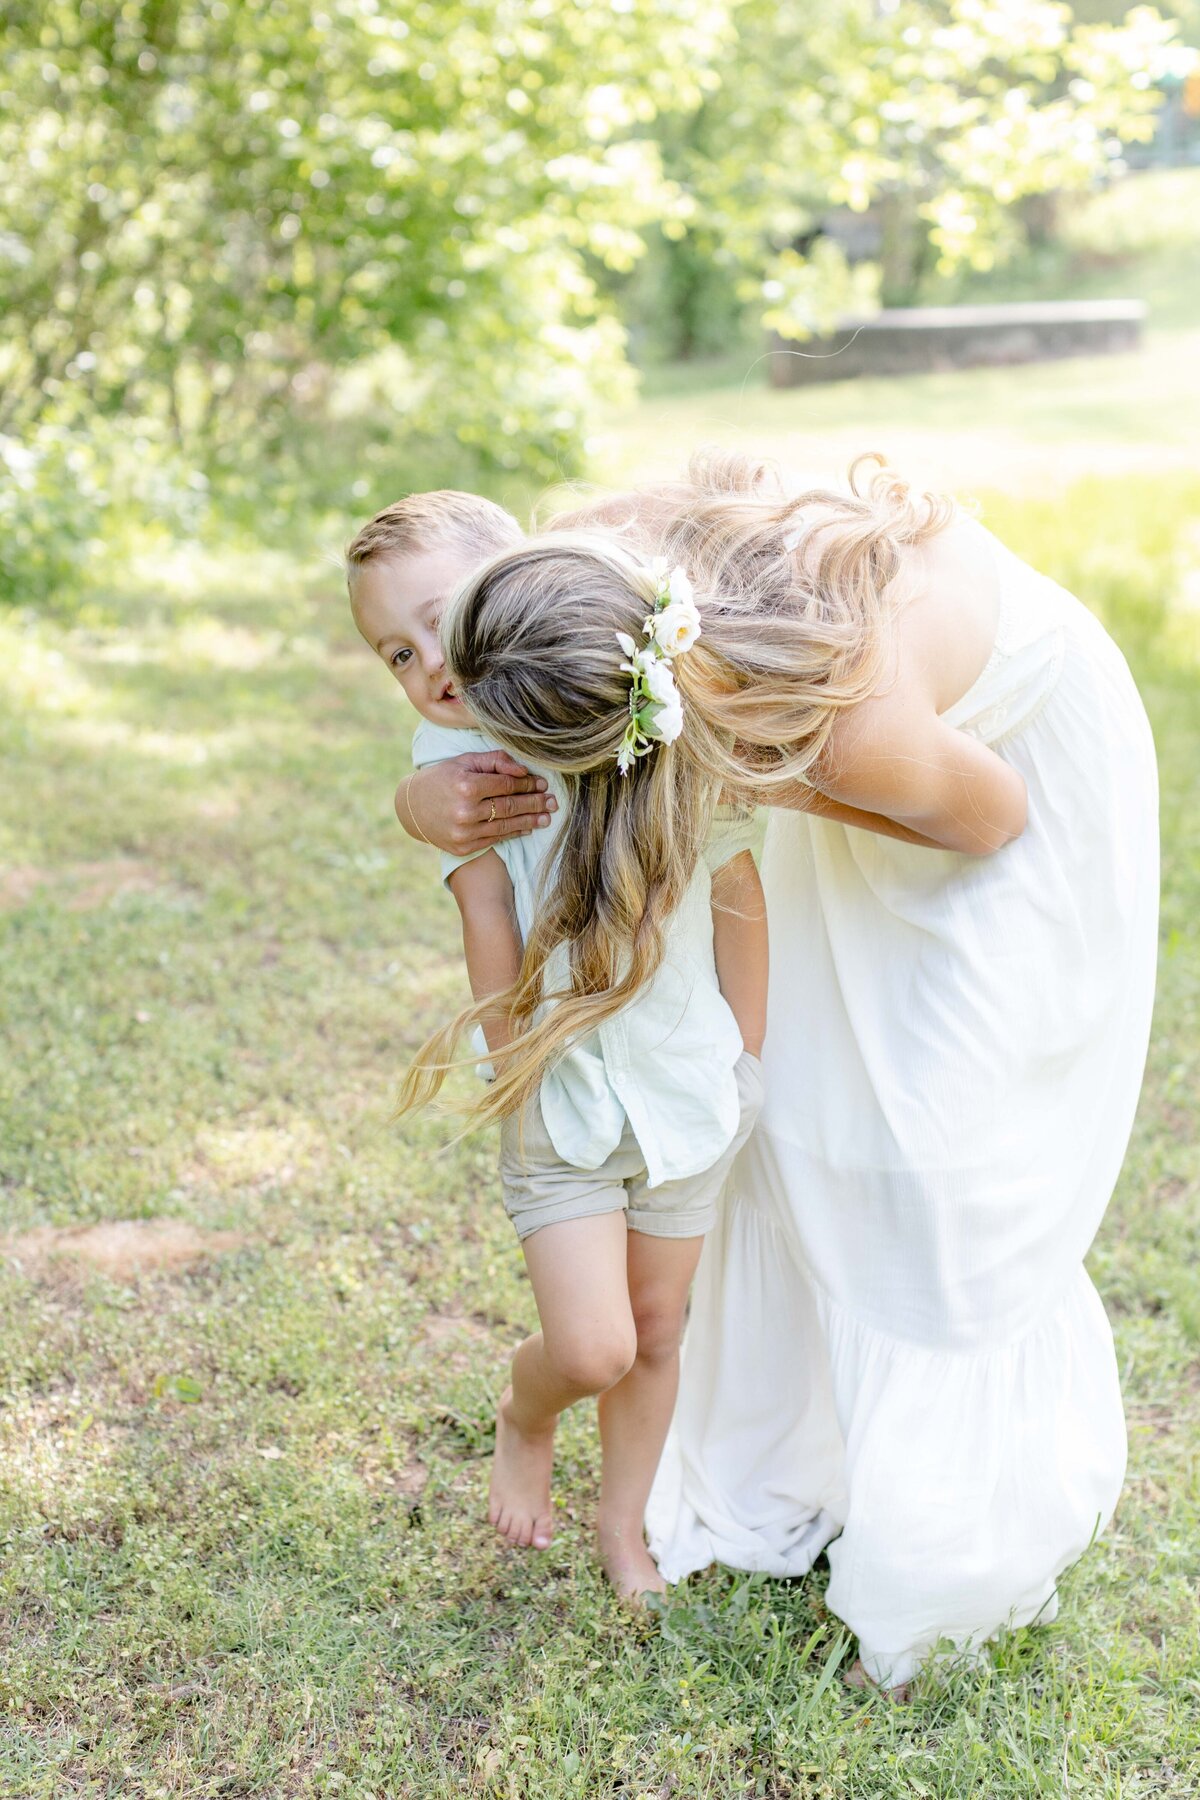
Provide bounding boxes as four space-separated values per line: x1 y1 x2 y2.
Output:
392 1459 428 1501
420 1310 494 1349
191 793 242 821
0 859 165 912
4 1220 245 1281
178 1120 328 1196
1128 1402 1178 1440
0 866 46 909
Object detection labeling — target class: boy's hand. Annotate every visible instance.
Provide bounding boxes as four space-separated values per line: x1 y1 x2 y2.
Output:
398 751 557 855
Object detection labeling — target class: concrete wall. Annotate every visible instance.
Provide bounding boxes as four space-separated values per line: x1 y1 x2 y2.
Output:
768 299 1146 387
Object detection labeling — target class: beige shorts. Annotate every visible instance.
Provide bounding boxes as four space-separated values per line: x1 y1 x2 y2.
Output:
498 1052 764 1242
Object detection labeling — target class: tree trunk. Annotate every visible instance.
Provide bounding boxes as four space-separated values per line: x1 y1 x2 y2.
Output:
878 189 924 308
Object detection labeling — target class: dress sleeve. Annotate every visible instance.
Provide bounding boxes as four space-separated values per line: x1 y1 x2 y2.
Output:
702 804 762 874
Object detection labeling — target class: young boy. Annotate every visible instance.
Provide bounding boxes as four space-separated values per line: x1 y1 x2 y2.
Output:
347 492 767 1599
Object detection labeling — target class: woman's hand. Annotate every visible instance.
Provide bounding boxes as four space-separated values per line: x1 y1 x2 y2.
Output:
397 751 557 857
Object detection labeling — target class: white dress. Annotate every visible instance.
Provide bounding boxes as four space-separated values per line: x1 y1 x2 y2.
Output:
646 524 1160 1688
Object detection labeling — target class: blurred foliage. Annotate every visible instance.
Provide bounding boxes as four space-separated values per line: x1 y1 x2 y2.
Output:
0 431 108 612
0 0 1193 604
904 164 1200 326
1060 161 1200 253
632 0 1185 351
0 421 209 613
0 1 724 478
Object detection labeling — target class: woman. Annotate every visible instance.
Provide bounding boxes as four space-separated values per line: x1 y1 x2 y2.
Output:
392 454 1159 1688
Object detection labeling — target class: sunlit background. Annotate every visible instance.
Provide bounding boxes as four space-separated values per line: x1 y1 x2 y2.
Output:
2 0 1198 586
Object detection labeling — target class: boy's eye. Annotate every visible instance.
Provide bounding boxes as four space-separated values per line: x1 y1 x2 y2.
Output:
390 647 413 669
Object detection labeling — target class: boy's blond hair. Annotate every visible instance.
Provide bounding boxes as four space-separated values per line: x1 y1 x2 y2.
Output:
345 490 523 580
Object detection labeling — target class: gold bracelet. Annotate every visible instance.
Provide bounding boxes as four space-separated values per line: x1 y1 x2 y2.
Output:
404 774 435 848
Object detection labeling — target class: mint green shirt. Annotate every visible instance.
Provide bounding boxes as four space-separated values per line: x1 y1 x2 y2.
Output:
412 721 757 1188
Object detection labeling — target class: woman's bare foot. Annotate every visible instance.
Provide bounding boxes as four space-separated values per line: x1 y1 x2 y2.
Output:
843 1658 910 1702
597 1519 668 1604
488 1387 555 1549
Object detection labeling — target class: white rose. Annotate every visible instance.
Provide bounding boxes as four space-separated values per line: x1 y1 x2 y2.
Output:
649 596 701 655
648 689 684 744
667 565 695 609
642 653 677 705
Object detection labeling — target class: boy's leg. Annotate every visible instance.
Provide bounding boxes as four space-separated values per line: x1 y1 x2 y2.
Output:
491 1209 636 1550
592 1055 765 1585
595 1230 704 1597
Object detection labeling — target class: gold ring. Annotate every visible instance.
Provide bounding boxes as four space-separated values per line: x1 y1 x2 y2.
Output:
488 801 497 822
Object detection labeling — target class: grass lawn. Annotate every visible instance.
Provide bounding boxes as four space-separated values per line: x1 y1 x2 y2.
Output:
2 358 1199 1792
587 324 1200 504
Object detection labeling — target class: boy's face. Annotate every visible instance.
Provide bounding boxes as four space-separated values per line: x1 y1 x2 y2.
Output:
351 546 472 727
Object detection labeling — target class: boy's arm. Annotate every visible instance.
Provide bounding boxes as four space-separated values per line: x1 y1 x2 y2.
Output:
710 850 768 1059
446 850 523 1056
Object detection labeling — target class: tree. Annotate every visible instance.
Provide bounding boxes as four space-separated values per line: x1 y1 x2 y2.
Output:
642 0 1183 349
0 1 727 487
0 0 1188 531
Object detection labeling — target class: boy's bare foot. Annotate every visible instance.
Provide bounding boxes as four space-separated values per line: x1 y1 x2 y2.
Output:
597 1520 668 1604
488 1387 555 1549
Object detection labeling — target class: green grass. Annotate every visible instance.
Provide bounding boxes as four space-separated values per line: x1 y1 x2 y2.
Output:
595 323 1200 511
2 426 1199 1790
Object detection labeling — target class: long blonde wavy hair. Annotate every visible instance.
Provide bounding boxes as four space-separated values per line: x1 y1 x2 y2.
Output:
398 451 954 1126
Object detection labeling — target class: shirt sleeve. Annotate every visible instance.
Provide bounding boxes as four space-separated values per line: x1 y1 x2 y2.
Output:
410 719 493 769
702 803 762 874
409 720 498 887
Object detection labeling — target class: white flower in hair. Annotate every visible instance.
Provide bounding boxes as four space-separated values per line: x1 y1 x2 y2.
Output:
614 561 700 773
669 565 695 607
615 631 653 675
648 598 701 655
648 684 684 745
642 654 677 706
645 564 701 654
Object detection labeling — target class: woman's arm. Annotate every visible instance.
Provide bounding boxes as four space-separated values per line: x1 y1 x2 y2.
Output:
764 784 950 850
711 851 768 1058
446 851 523 1055
398 750 557 857
771 690 1027 857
